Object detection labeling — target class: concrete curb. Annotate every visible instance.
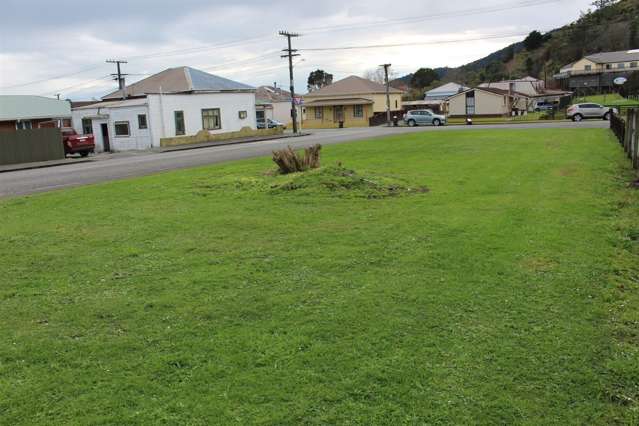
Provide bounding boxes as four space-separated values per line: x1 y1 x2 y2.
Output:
158 132 311 153
0 158 93 173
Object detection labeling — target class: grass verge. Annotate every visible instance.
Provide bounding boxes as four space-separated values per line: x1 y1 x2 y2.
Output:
0 128 638 424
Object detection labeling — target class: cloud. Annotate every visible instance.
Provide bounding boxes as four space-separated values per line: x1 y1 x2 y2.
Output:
0 0 593 99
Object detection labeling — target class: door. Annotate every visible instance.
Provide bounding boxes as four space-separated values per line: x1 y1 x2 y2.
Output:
333 106 344 123
101 123 111 152
422 111 433 124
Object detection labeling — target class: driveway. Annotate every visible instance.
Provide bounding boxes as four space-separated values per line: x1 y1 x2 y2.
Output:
0 121 608 198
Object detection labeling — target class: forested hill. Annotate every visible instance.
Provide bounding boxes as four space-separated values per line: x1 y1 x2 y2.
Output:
392 0 639 92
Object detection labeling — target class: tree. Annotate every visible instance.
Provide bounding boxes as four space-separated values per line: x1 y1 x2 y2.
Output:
307 70 333 92
363 68 388 84
620 71 639 97
502 45 515 63
525 57 535 75
591 0 617 10
523 31 545 50
410 68 439 88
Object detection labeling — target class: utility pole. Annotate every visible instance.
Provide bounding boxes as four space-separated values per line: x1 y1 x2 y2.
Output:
380 63 392 126
279 31 301 134
55 93 60 100
106 59 128 99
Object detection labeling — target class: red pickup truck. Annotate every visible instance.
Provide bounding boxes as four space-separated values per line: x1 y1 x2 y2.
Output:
61 128 95 157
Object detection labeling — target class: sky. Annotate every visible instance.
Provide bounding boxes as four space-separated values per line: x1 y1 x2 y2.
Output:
0 0 594 100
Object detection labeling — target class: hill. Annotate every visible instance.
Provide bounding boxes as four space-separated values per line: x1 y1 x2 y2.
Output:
393 0 639 94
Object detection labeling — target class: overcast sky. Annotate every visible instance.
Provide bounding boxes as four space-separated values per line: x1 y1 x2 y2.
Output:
0 0 593 100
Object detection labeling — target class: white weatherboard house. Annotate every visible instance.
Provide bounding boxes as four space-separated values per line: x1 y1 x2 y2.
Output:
72 67 256 151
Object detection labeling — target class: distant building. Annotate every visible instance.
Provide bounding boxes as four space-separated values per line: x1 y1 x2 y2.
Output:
0 95 71 131
554 49 639 92
447 87 531 117
71 67 256 152
255 85 300 127
303 76 403 128
480 77 571 107
425 82 469 100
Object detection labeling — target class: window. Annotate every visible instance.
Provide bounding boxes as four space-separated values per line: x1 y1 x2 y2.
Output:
238 110 247 120
202 108 221 130
314 107 323 119
584 64 592 71
174 111 185 135
138 114 147 129
81 118 92 135
605 64 612 70
353 104 364 118
465 91 475 116
631 62 638 68
395 100 398 109
15 121 32 130
618 63 625 69
114 121 130 137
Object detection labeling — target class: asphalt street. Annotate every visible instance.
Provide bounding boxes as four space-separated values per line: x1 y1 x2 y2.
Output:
0 121 608 197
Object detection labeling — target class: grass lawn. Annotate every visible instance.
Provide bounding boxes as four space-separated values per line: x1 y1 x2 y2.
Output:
1 129 638 424
576 93 639 108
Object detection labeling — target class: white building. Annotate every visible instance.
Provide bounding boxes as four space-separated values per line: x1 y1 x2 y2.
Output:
255 85 294 126
72 67 256 152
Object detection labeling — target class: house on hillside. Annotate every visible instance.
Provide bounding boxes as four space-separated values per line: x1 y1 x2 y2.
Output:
71 67 256 152
255 85 301 127
302 76 403 128
0 96 71 131
446 87 531 118
554 49 639 92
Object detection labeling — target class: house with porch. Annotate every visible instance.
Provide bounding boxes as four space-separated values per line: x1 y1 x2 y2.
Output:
71 67 256 152
554 49 639 93
302 76 403 128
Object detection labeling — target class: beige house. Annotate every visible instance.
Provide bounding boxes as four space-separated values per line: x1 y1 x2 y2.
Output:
447 87 531 117
303 76 403 128
555 49 639 91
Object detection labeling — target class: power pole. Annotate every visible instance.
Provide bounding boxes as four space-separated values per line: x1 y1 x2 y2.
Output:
55 93 60 100
380 63 392 126
106 59 128 99
279 31 301 134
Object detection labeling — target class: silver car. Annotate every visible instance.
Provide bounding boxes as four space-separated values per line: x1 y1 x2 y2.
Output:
566 103 618 121
403 109 447 127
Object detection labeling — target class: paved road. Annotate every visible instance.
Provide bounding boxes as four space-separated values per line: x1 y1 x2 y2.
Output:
0 121 608 198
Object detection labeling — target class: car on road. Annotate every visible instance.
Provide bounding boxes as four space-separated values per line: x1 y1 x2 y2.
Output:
566 103 618 122
403 109 447 127
61 128 95 157
534 101 555 112
257 118 286 129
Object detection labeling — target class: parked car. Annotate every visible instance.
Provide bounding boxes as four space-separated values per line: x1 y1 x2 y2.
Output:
403 109 447 127
566 103 619 122
257 118 285 129
61 128 95 157
534 101 555 112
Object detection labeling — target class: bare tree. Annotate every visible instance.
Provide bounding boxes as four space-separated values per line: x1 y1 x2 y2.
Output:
363 67 393 84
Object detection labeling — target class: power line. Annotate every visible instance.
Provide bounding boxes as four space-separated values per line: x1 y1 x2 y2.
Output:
298 0 561 34
299 32 535 51
0 64 106 90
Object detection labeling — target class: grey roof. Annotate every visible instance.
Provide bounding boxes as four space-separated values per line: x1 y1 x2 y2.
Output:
103 66 254 100
256 86 292 103
585 49 639 64
0 95 71 121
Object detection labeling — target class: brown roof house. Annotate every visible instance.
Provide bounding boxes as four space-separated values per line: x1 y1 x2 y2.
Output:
303 76 403 128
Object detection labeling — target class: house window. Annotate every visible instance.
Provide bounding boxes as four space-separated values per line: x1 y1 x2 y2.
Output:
202 108 221 130
15 121 32 130
81 118 92 135
114 121 130 137
605 64 612 70
353 104 364 118
584 64 592 71
395 100 398 108
618 63 626 69
174 111 185 135
138 114 147 129
465 91 475 116
314 107 323 119
238 110 247 119
631 62 638 68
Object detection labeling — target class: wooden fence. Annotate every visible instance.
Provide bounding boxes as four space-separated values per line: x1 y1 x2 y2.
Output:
0 128 64 166
611 108 639 169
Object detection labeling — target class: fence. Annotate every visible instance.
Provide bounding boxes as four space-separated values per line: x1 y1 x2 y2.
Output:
611 108 639 169
0 128 64 166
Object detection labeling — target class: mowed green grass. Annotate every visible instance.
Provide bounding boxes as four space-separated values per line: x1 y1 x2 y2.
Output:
1 129 638 424
576 93 639 107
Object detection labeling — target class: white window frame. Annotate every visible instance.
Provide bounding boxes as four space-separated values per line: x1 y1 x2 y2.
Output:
114 121 130 137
